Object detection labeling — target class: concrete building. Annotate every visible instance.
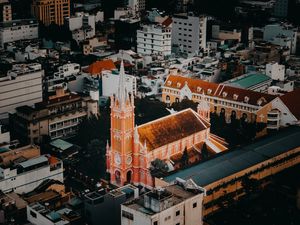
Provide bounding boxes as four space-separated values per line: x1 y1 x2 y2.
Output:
9 89 98 144
121 184 204 225
0 0 12 22
102 69 137 97
263 23 297 54
65 12 96 44
0 19 38 47
31 0 70 26
84 185 139 225
115 18 140 51
171 13 207 54
211 25 242 42
266 62 285 81
137 24 172 56
27 203 69 225
0 63 43 120
127 0 146 15
0 145 63 194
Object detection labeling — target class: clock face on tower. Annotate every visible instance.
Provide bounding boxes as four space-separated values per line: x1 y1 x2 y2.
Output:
126 156 132 165
114 153 121 165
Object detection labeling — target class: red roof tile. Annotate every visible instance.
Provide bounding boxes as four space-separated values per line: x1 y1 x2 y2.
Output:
85 59 116 75
164 75 276 106
280 88 300 120
138 108 210 151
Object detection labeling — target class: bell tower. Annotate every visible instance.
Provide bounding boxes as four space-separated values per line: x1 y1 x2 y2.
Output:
106 61 135 186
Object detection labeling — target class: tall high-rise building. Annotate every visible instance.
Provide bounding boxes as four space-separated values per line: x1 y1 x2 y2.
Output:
31 0 70 26
171 13 207 54
0 0 12 22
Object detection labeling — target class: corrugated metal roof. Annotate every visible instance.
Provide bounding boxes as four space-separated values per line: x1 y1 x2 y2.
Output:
18 155 48 168
164 127 300 187
50 139 73 151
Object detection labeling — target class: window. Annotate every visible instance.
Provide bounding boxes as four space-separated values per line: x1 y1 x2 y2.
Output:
153 221 158 225
176 223 180 225
30 210 37 218
122 211 133 220
176 210 180 216
193 202 197 208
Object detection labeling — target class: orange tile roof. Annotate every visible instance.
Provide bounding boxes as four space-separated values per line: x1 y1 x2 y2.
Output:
280 88 300 120
164 75 276 106
162 17 173 27
85 59 116 75
138 108 210 151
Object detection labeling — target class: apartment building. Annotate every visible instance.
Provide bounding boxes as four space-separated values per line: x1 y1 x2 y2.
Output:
0 63 43 120
0 145 63 194
121 183 204 225
172 13 207 54
162 75 276 123
31 0 70 26
137 24 172 56
0 19 38 47
65 12 96 44
0 0 12 22
9 88 98 144
263 23 298 54
127 0 146 14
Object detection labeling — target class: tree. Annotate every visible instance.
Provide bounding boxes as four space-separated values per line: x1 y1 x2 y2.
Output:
181 147 189 167
150 159 169 177
201 143 209 160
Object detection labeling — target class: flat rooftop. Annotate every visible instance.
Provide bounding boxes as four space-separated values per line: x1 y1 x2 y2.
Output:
123 185 197 215
226 73 271 89
163 126 300 187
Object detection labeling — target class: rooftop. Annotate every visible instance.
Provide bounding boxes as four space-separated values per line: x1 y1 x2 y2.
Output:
50 139 73 151
226 73 271 89
163 126 300 187
123 184 199 215
280 88 300 120
137 108 210 151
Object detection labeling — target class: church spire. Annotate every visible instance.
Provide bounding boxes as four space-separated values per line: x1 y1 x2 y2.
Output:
117 60 128 106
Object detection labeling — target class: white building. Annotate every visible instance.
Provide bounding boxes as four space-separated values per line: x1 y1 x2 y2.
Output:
266 62 285 81
121 183 204 225
27 203 69 225
0 63 43 120
65 12 96 43
0 19 38 47
137 24 172 56
263 23 297 54
171 13 207 54
0 146 63 194
127 0 146 15
102 69 137 97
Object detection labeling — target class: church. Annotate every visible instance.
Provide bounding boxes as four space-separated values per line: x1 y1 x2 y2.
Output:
106 62 227 188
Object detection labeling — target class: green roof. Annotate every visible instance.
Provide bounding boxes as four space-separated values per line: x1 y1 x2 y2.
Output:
50 139 73 151
163 126 300 187
228 73 271 89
